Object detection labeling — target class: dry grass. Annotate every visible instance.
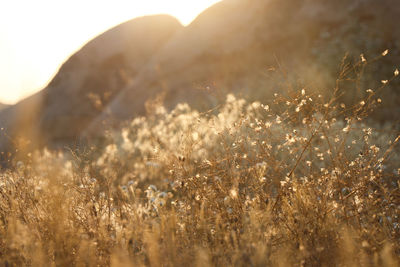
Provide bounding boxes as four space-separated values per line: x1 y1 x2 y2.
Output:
0 57 399 266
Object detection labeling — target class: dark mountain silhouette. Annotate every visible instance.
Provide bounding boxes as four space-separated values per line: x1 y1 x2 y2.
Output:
1 0 399 156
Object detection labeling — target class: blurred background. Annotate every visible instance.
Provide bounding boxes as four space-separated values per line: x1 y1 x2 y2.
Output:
0 0 221 104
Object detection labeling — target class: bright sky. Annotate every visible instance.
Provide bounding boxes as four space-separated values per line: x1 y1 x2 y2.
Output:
0 0 221 104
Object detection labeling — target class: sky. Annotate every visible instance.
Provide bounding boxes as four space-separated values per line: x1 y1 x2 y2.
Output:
0 0 221 104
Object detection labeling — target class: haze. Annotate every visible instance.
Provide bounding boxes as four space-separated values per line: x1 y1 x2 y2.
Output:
0 0 220 104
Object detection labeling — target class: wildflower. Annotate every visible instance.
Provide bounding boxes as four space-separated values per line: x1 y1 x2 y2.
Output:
230 189 238 199
370 145 380 153
251 102 261 109
360 54 367 62
354 195 361 205
226 94 236 103
285 134 296 145
192 132 199 141
363 128 372 135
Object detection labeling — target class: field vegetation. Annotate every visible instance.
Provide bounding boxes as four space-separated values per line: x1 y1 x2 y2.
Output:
0 55 399 266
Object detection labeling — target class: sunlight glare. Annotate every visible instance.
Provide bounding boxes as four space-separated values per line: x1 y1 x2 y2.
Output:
0 0 221 104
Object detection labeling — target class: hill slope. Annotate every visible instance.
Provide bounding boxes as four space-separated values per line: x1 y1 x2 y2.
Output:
88 0 400 132
0 15 182 153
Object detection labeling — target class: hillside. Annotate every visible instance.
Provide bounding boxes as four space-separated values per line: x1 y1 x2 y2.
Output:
0 15 182 154
89 0 400 131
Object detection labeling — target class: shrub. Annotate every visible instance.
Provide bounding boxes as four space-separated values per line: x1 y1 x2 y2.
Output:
0 62 399 266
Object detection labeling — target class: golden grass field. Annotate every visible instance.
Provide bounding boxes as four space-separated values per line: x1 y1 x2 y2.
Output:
0 55 399 266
